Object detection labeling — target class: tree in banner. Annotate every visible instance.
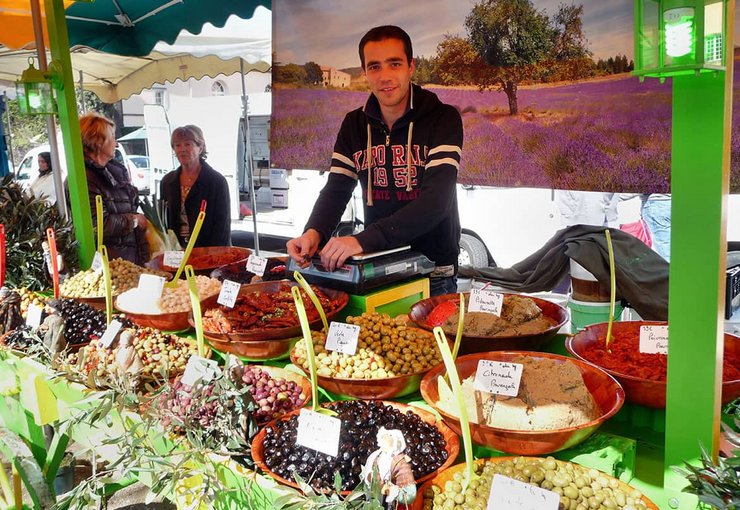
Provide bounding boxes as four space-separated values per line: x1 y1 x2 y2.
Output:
457 0 591 115
304 61 323 86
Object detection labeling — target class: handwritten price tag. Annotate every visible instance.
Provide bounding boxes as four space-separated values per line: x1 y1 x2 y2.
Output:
246 254 268 277
163 251 184 268
639 325 669 354
487 474 559 510
469 288 504 316
474 360 524 397
180 356 220 387
296 409 341 457
26 304 43 329
100 319 123 348
325 321 361 355
217 279 241 308
91 251 104 274
137 274 165 300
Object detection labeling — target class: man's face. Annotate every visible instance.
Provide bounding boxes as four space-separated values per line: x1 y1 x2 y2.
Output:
363 38 414 113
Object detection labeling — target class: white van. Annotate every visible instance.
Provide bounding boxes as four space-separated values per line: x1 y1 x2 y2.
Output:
15 142 134 190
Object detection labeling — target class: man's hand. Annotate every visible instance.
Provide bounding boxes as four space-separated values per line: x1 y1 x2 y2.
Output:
320 236 362 271
286 229 321 268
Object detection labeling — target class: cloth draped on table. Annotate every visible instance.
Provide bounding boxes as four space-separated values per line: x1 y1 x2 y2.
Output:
459 225 669 320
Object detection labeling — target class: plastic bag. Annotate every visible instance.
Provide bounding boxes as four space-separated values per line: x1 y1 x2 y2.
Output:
620 218 652 247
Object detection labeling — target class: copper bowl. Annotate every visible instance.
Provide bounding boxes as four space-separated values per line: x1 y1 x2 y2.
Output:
420 351 624 455
210 256 288 284
251 400 460 495
149 246 251 275
206 336 299 361
409 293 568 355
410 457 660 510
566 321 740 409
288 327 444 399
192 281 348 360
195 280 349 341
114 297 193 332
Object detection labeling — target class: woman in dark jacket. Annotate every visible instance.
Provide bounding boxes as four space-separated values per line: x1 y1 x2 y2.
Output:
80 112 148 264
160 125 231 247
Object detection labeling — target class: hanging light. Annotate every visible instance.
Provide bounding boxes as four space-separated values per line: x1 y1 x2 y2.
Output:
634 0 727 79
15 58 57 115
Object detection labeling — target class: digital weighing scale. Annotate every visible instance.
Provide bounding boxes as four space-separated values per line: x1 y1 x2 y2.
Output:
286 246 435 294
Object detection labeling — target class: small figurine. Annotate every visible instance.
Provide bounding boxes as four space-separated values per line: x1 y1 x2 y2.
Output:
362 427 417 508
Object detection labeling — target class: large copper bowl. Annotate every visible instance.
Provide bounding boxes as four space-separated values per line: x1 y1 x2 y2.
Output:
114 297 192 332
206 336 299 361
566 321 740 409
149 246 251 275
409 293 568 355
193 281 348 360
288 326 445 399
410 457 660 510
196 280 349 341
251 400 460 496
420 351 624 455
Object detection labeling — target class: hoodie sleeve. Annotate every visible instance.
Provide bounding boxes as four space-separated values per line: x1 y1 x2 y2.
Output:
304 114 359 243
354 105 463 252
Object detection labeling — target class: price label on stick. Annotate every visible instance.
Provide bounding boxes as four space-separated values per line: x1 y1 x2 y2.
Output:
296 409 341 457
325 321 360 355
99 320 123 348
474 360 524 397
163 251 184 268
180 356 219 387
469 288 504 316
639 325 669 354
26 304 43 329
91 251 104 274
487 474 559 510
246 254 268 277
137 274 165 300
217 279 241 308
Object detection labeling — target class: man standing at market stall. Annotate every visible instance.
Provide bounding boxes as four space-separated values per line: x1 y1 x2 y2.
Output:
287 25 463 296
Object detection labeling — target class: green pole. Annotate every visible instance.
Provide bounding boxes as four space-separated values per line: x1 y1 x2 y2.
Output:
663 5 734 506
44 0 95 268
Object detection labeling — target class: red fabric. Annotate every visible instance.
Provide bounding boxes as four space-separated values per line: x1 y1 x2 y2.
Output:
620 219 652 248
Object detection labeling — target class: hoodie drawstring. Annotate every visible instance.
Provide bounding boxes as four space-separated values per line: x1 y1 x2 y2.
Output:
406 121 414 192
366 123 374 206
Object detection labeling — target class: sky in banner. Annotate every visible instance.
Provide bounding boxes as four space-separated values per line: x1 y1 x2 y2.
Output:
276 0 740 69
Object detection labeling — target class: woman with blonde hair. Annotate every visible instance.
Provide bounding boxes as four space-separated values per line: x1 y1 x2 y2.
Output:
79 112 147 264
160 125 231 247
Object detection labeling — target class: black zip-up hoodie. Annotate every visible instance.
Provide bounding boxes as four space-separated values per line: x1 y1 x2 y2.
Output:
304 84 463 269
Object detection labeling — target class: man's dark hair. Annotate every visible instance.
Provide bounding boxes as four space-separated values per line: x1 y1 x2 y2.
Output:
358 25 413 69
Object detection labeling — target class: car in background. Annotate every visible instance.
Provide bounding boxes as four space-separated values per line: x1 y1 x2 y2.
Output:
126 155 151 194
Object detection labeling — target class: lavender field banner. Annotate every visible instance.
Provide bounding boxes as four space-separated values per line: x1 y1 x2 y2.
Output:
272 0 740 193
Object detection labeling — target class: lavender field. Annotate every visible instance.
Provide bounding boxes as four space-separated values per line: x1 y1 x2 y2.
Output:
272 62 740 193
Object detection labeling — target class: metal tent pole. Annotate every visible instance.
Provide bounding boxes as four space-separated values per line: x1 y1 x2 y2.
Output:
3 92 15 172
240 58 260 255
30 0 68 220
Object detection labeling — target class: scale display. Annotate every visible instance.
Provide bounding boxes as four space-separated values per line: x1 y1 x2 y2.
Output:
287 248 435 294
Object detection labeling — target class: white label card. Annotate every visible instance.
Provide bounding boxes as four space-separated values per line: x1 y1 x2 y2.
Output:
246 254 268 277
217 279 241 308
325 321 361 355
639 325 669 354
100 320 123 348
26 304 43 329
469 288 504 316
180 356 220 387
296 409 341 457
474 360 524 397
163 251 184 268
137 274 165 300
487 474 559 510
91 252 104 274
